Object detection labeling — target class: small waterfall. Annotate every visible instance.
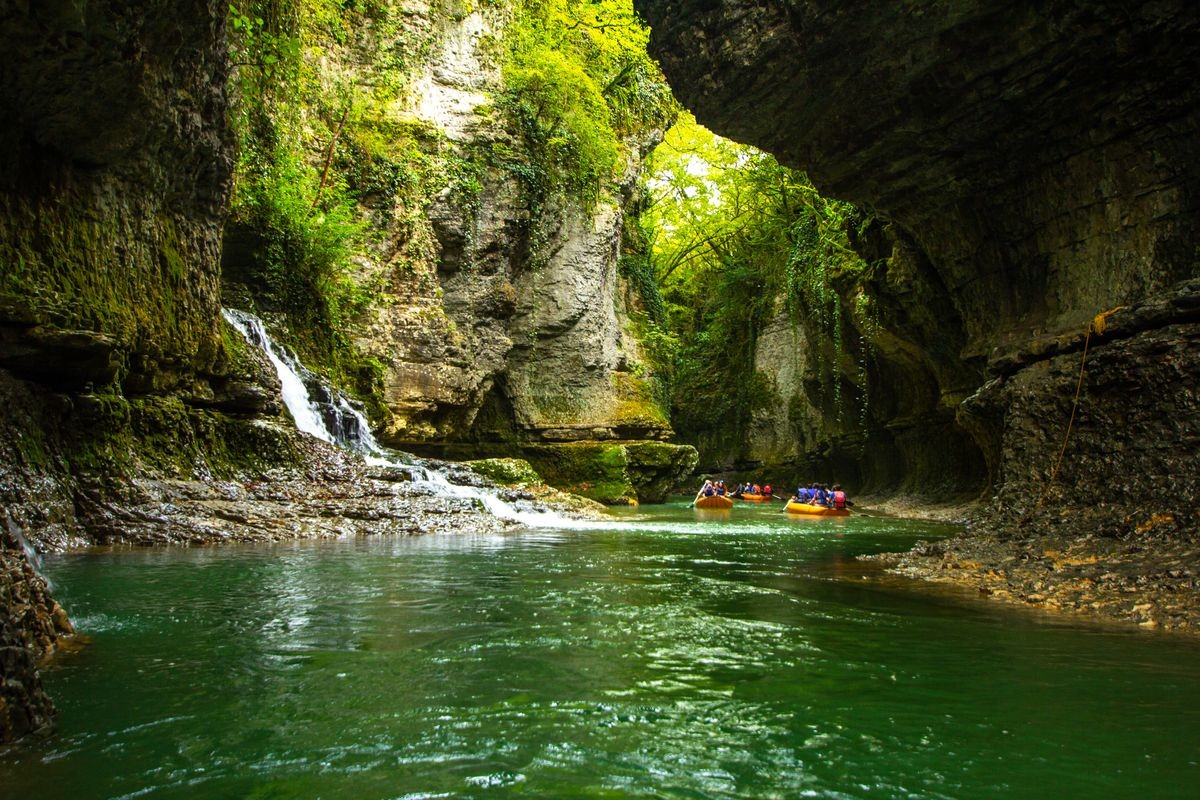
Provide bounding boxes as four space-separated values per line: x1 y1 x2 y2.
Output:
3 511 52 591
223 309 377 452
223 308 582 528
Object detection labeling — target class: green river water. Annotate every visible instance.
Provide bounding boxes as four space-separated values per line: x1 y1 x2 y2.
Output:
3 502 1198 799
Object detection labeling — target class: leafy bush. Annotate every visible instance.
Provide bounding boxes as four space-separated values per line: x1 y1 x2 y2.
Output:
497 0 676 211
641 114 876 451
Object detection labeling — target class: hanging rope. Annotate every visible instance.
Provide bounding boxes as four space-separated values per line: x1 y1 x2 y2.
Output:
1031 306 1126 513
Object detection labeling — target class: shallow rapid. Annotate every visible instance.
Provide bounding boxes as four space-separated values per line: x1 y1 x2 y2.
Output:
3 503 1198 799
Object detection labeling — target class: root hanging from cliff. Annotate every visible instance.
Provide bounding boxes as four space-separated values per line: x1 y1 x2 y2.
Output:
1030 306 1128 517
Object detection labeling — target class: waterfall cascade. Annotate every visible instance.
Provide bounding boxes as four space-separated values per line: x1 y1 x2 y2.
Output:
222 309 589 528
3 511 51 588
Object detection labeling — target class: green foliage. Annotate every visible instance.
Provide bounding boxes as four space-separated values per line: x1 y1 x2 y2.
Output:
642 113 875 449
497 0 676 211
620 253 665 326
503 48 618 204
226 0 436 402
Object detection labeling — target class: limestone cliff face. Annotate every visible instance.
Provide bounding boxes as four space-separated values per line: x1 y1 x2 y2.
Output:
336 5 675 449
638 0 1200 515
0 0 236 398
746 308 809 469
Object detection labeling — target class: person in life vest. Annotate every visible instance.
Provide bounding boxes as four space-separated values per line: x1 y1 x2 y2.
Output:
716 480 727 496
812 484 830 507
751 483 761 495
792 485 810 503
690 479 716 507
762 483 772 497
831 484 848 509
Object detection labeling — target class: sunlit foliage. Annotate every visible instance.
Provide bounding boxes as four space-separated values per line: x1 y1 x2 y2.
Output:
498 0 676 210
638 113 872 452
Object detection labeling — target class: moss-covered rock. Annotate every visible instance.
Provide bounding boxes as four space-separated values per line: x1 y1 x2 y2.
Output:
463 458 544 486
624 441 700 503
0 2 234 396
522 440 697 505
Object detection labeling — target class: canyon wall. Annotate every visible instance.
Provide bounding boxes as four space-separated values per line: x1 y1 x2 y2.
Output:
0 0 239 743
637 0 1199 516
223 2 696 502
371 6 670 447
0 0 236 399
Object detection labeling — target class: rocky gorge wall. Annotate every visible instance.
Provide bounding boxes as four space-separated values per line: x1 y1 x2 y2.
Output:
0 0 234 397
224 2 696 503
0 0 238 743
636 0 1200 627
377 6 669 446
723 227 987 501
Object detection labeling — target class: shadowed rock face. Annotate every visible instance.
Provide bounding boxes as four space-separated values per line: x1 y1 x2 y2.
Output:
0 0 235 394
637 0 1199 351
637 0 1200 506
0 0 235 743
639 1 1200 630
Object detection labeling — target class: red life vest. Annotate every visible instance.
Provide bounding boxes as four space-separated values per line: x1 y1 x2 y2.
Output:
763 484 772 495
832 490 846 509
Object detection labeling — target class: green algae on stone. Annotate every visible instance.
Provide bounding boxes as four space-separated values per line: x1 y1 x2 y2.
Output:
463 458 545 486
522 440 697 504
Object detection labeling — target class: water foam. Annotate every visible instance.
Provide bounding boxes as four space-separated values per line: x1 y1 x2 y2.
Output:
223 308 595 529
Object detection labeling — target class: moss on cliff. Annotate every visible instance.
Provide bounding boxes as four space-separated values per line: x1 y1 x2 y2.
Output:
463 457 544 486
0 194 223 391
0 4 232 395
522 440 696 504
524 442 636 504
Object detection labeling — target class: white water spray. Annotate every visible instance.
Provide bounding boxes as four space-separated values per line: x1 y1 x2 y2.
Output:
222 308 591 528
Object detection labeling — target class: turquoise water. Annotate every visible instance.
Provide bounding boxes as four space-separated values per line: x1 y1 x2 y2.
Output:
3 502 1198 799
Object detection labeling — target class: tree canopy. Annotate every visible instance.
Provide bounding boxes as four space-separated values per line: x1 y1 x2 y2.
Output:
634 113 873 455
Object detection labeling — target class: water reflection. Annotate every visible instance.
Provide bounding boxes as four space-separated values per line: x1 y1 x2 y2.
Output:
4 507 1198 799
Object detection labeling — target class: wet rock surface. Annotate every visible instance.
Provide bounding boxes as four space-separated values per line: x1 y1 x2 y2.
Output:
1 523 72 744
868 517 1200 634
867 298 1200 632
0 0 234 395
70 439 605 547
